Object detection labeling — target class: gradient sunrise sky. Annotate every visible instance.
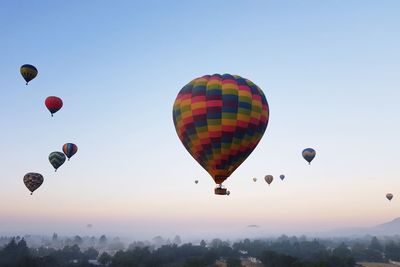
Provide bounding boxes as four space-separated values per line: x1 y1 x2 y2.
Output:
1 0 400 240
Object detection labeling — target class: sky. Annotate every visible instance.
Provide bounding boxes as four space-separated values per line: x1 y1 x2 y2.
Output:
1 0 400 241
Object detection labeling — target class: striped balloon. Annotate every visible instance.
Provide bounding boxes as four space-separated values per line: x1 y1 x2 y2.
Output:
62 143 78 160
173 74 269 185
49 151 66 171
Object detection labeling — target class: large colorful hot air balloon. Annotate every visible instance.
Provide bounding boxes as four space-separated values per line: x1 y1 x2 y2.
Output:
265 175 273 185
302 148 316 165
386 193 393 201
23 172 43 195
45 96 63 117
49 151 66 171
173 74 269 195
20 64 38 85
62 143 78 160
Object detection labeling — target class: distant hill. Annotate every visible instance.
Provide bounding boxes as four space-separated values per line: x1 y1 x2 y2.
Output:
371 218 400 235
322 218 400 237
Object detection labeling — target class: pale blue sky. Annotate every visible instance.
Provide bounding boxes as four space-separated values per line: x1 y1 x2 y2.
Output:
1 1 400 239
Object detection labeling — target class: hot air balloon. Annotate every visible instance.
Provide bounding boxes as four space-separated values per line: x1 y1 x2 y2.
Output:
173 74 269 195
23 173 43 195
20 64 38 85
226 190 230 196
386 193 393 201
49 151 66 171
195 180 199 184
45 96 63 117
62 143 78 160
302 148 316 165
253 177 257 182
265 175 273 185
280 174 285 181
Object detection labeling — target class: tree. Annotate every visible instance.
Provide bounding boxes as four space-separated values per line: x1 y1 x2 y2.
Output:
0 238 32 267
210 238 223 248
73 235 83 246
259 250 299 267
17 238 29 257
332 243 352 258
99 235 107 245
98 252 112 265
369 236 383 252
84 247 99 260
52 233 58 242
152 236 165 247
173 235 182 245
385 241 400 261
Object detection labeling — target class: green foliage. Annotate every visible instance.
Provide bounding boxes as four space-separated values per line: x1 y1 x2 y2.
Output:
0 236 369 267
385 241 400 261
99 252 112 265
369 237 383 252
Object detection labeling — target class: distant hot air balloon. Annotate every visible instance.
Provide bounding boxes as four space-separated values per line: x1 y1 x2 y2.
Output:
45 96 63 117
49 151 66 171
195 180 199 184
62 143 78 160
23 173 43 195
173 74 269 195
386 193 393 201
253 177 257 182
20 64 38 85
302 148 316 165
280 174 285 181
265 175 273 185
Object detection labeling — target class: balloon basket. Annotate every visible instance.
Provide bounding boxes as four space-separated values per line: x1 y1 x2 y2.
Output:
214 187 227 195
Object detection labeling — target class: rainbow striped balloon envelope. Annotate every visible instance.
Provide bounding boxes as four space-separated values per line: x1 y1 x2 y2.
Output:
173 74 269 185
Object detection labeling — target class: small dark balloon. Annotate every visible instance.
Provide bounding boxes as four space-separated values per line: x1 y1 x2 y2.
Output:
302 148 316 164
49 151 66 171
265 175 273 185
20 64 38 85
23 173 44 194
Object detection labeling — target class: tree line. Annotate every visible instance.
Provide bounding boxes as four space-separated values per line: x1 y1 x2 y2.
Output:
1 235 400 267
